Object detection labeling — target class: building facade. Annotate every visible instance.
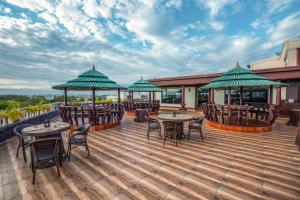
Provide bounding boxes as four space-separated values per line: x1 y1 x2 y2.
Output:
149 38 300 113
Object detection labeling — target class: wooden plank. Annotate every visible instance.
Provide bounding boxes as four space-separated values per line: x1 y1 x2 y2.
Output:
0 116 299 199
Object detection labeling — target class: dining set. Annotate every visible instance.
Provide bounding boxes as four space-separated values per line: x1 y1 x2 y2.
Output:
13 121 91 184
146 112 204 146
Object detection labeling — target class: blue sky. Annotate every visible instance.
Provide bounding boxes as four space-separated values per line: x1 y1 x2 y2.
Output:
0 0 300 92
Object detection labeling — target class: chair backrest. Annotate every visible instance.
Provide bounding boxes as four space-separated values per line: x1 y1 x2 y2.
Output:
13 124 32 137
145 116 156 124
194 117 204 125
76 123 91 132
31 137 61 159
75 123 91 139
162 121 176 129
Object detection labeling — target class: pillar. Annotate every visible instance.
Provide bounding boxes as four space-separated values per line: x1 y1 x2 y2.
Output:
92 88 96 107
118 88 121 107
117 88 121 119
208 89 211 103
268 86 273 105
149 92 151 101
211 89 214 104
228 88 231 106
276 87 281 105
64 88 68 106
181 85 185 109
239 87 243 105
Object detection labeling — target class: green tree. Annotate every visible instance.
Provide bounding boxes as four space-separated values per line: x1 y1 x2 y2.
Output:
6 100 20 110
6 108 23 122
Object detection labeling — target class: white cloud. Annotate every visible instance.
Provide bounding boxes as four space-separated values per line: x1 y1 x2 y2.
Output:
6 0 54 12
197 0 236 18
209 20 225 31
267 0 294 14
164 0 182 9
4 7 11 13
0 78 52 89
0 0 298 90
82 0 101 18
262 11 300 49
54 0 106 42
125 5 172 47
38 12 57 24
20 13 27 18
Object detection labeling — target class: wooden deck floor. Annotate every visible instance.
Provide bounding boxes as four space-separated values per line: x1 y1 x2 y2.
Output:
1 116 300 200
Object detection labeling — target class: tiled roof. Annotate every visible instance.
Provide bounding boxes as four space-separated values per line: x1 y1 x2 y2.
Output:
201 63 288 89
52 65 126 90
128 78 162 92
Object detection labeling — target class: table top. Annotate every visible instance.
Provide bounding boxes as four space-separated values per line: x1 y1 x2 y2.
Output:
22 121 70 137
158 114 194 122
291 109 300 112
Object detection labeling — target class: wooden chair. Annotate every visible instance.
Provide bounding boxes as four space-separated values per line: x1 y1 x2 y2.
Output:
14 124 32 162
188 117 204 141
145 116 162 140
30 137 61 184
162 121 179 146
67 123 91 161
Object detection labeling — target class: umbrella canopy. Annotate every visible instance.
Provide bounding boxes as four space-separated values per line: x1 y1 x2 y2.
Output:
52 65 126 90
201 62 287 90
128 77 162 92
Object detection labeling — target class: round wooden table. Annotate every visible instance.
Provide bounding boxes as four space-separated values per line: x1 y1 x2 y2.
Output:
22 122 70 161
22 122 70 137
158 114 194 138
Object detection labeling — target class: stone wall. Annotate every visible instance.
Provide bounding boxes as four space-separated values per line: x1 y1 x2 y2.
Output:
0 110 59 144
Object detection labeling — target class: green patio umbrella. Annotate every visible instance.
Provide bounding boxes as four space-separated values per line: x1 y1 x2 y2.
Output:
201 62 287 105
127 77 162 101
52 64 126 106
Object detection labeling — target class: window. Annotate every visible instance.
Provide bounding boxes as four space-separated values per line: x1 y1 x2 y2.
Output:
225 89 268 104
161 88 182 104
196 88 208 106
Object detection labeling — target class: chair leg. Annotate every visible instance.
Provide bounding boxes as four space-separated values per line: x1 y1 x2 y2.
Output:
200 129 203 142
163 136 167 146
67 144 71 162
22 146 27 162
159 128 162 140
55 158 61 177
32 163 37 184
187 129 191 139
147 129 150 140
86 142 90 156
16 142 20 158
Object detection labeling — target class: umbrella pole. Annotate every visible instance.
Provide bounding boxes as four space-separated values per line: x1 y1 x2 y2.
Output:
92 88 96 107
149 92 151 101
228 88 231 106
64 88 68 106
118 88 121 109
240 87 243 105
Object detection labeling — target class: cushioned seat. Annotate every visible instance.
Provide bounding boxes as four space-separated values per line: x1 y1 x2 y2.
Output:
149 123 160 129
70 137 86 144
188 124 201 130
